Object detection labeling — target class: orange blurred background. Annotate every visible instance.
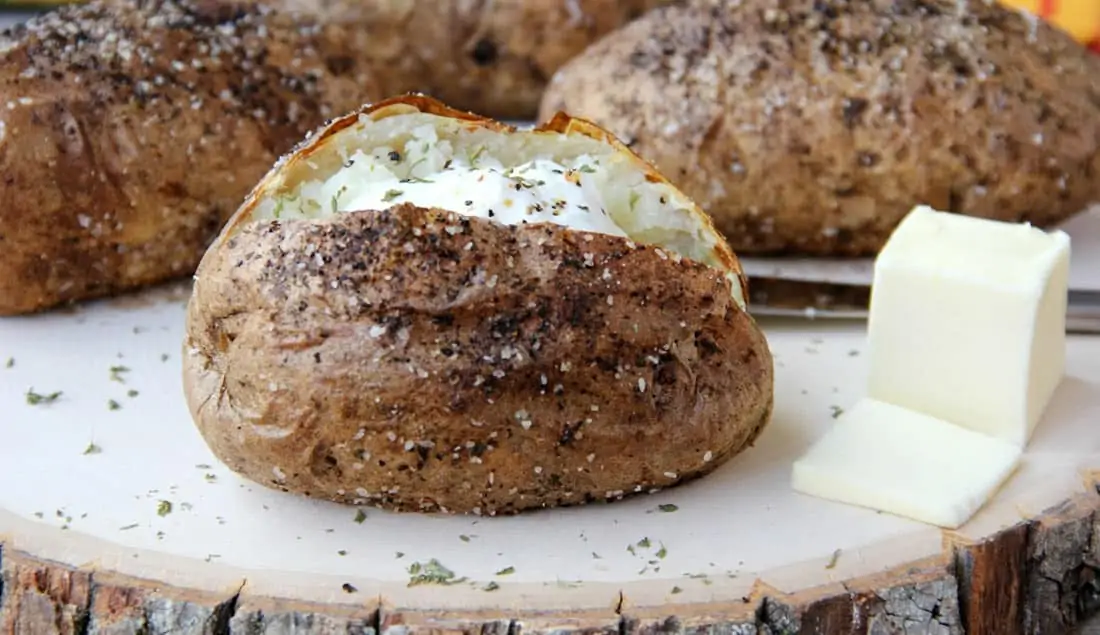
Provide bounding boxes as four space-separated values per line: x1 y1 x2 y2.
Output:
998 0 1100 48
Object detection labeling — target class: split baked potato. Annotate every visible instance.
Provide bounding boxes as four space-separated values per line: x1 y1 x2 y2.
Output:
0 0 671 316
183 95 774 515
539 0 1100 257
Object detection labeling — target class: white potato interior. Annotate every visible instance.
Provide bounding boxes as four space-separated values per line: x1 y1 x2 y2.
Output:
252 112 742 305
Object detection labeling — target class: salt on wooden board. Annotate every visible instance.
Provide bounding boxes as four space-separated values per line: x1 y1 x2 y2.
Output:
0 289 1097 619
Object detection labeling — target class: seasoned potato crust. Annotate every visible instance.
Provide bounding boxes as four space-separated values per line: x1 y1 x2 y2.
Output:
184 96 774 514
0 0 672 316
269 0 679 120
186 205 772 514
0 0 374 316
539 0 1100 256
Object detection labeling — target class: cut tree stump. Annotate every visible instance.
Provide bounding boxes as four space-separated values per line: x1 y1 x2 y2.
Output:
2 488 1099 635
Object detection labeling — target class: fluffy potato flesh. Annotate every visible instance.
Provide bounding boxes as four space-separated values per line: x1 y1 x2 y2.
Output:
249 110 746 307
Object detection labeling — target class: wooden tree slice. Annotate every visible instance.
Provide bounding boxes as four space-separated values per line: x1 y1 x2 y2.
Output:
1 285 1098 635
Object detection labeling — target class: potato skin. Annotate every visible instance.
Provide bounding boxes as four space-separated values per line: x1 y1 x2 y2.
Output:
0 0 669 316
0 0 377 316
184 204 773 514
271 0 678 121
539 0 1100 257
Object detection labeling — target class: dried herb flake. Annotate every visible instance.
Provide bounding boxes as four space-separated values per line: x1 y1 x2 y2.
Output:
26 389 62 405
407 559 465 587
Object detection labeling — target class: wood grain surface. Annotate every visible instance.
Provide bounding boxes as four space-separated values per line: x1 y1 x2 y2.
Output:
3 482 1098 634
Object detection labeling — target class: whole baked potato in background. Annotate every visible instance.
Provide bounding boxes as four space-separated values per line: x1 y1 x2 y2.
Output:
268 0 680 121
0 0 674 316
0 0 379 316
183 96 774 515
538 0 1100 257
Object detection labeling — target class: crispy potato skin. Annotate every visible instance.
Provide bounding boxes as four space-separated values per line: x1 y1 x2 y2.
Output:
184 205 773 514
0 0 671 316
269 0 678 120
0 0 377 316
539 0 1100 257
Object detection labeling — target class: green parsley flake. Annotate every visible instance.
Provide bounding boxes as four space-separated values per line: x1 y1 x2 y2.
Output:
483 581 500 592
109 365 130 383
658 504 679 513
353 509 367 524
26 389 62 405
108 399 121 411
407 559 465 587
5 357 13 368
382 189 404 202
83 442 102 455
495 566 515 576
156 500 172 517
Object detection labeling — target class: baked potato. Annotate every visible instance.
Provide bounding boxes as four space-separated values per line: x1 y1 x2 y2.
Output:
538 0 1100 257
268 0 678 121
0 0 376 316
0 0 672 316
183 95 774 515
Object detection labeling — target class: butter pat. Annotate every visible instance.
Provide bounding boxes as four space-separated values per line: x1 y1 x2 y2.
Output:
792 399 1023 529
866 206 1070 447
